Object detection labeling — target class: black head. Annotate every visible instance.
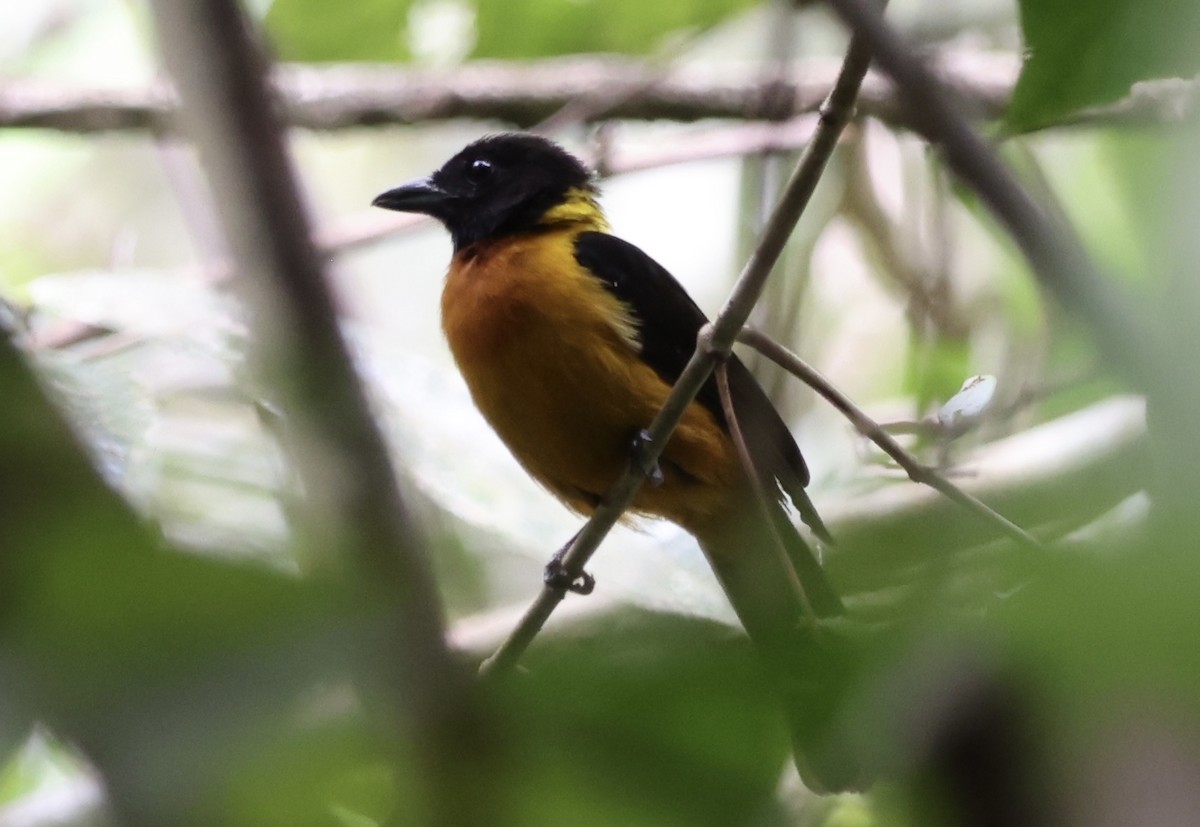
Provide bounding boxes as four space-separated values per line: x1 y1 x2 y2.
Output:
372 133 596 250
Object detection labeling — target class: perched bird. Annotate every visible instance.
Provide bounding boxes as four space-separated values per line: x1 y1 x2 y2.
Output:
374 133 853 789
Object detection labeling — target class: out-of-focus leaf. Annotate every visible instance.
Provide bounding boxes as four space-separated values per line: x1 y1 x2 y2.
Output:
264 0 415 62
0 733 105 825
937 374 996 430
0 331 396 822
472 0 756 60
835 530 1200 823
26 269 288 557
28 269 235 344
32 350 152 491
264 0 755 63
221 717 398 827
984 532 1200 821
904 336 971 414
494 608 792 826
1007 0 1200 131
1002 544 1200 719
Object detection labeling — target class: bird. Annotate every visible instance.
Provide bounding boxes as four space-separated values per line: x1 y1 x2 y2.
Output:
373 133 855 790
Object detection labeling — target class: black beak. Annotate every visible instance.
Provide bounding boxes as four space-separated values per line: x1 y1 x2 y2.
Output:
371 176 451 215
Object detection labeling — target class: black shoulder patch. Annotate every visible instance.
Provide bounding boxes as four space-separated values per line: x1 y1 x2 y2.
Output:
574 231 707 386
573 231 813 493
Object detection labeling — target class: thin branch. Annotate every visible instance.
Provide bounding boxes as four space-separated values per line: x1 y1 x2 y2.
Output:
714 361 818 619
737 326 1041 549
479 21 878 681
146 1 490 821
826 396 1147 595
154 139 229 262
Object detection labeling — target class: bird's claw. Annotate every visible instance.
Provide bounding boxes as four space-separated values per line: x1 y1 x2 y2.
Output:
544 557 595 595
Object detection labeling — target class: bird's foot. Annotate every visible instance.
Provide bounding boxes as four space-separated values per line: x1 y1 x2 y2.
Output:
544 541 595 595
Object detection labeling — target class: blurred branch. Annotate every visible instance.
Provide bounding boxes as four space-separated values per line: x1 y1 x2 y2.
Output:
28 116 830 353
1 51 1017 133
479 17 878 681
5 54 1197 136
146 1 491 823
840 131 970 340
154 139 230 262
821 0 1159 384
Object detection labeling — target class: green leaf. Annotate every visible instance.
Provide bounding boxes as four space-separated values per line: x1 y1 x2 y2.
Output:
263 0 754 63
1007 0 1200 132
264 0 414 62
495 608 792 825
471 0 755 59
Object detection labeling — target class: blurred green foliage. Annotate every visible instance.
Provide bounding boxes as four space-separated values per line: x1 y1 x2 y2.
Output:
265 0 415 62
5 0 1200 824
470 0 756 60
1007 0 1200 131
264 0 756 62
492 611 792 826
903 338 971 416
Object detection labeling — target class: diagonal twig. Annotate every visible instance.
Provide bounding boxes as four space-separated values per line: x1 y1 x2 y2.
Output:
713 360 818 620
737 326 1041 549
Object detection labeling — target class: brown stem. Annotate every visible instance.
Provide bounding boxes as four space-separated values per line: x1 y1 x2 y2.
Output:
737 326 1041 549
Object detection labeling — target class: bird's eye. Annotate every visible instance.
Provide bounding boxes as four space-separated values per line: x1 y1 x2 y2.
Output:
464 157 494 184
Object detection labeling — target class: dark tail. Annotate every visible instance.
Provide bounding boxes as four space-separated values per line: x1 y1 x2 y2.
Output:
694 498 864 792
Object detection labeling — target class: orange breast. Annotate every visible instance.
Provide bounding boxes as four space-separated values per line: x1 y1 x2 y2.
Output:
440 227 742 529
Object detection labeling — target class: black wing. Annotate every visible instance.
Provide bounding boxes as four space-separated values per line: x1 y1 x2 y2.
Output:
574 231 831 542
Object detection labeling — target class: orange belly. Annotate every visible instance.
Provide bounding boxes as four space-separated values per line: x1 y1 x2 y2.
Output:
440 228 742 529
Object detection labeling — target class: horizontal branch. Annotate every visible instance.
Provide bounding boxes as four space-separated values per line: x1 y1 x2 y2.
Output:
1 51 1022 133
